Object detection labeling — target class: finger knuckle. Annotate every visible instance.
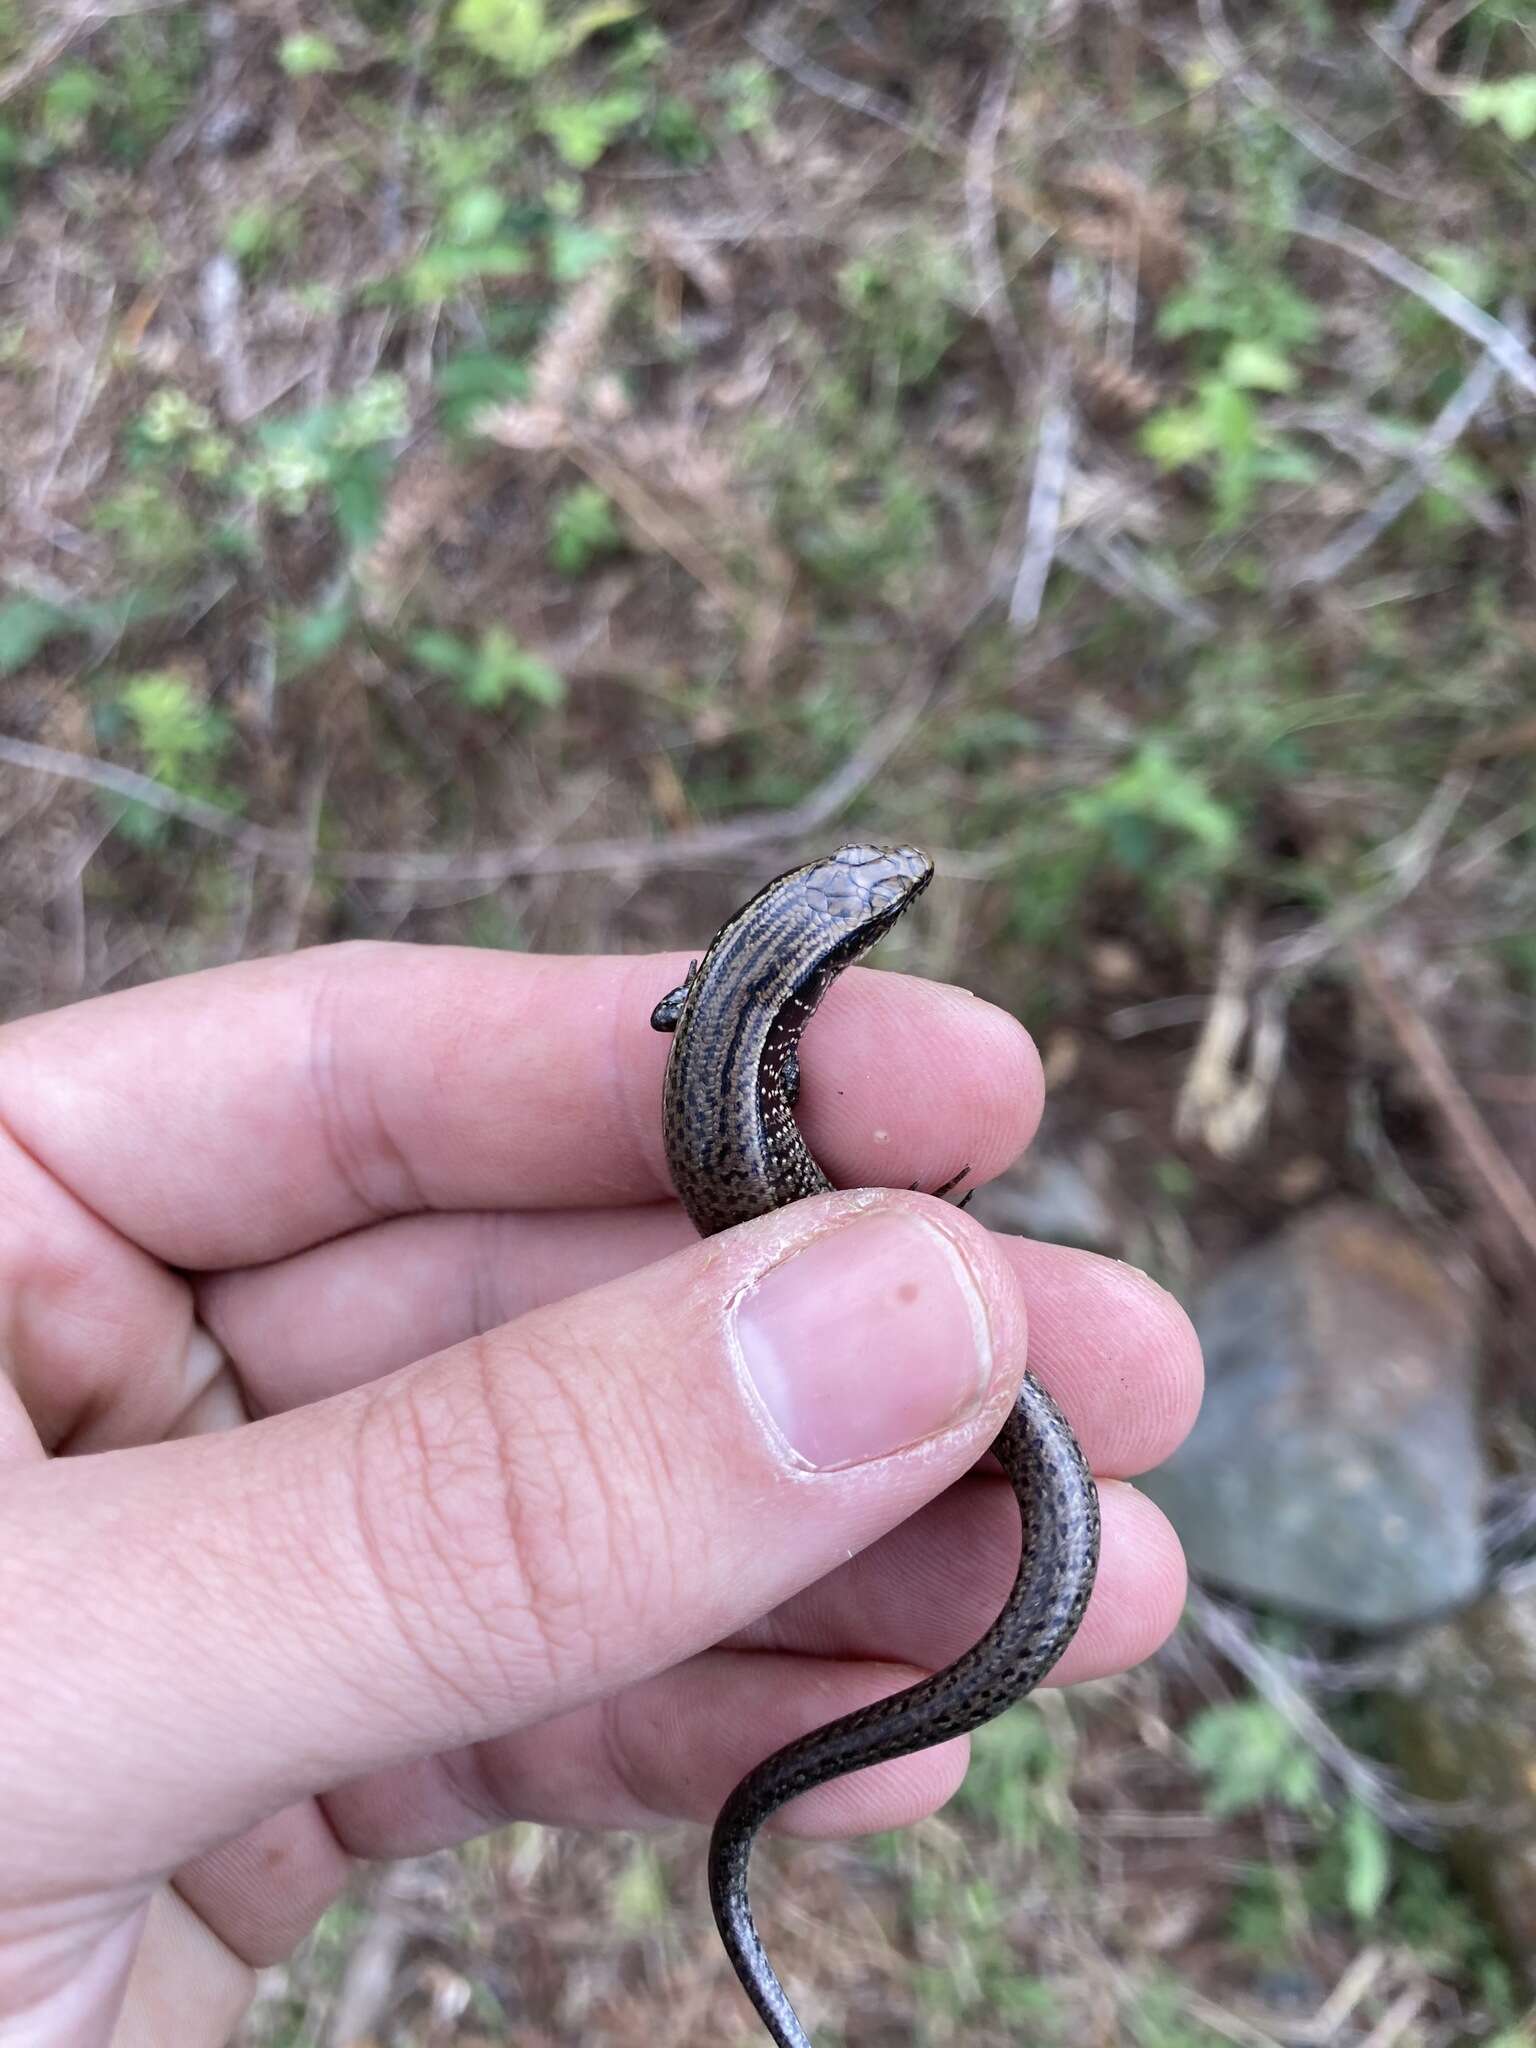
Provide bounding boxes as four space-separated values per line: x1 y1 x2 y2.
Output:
356 1325 664 1712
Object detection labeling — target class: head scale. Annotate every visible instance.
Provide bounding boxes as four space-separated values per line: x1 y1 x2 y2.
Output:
802 843 933 926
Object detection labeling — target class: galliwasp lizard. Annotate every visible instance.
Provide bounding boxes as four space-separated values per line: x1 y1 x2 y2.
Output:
652 843 1101 2048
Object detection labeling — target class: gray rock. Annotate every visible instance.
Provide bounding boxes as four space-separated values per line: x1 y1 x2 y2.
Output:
968 1142 1123 1255
1390 1571 1536 1987
1143 1202 1486 1630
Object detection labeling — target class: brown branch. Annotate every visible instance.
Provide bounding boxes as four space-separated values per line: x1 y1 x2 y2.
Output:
1290 212 1536 403
1198 0 1411 200
1350 936 1536 1271
0 673 938 885
963 57 1026 381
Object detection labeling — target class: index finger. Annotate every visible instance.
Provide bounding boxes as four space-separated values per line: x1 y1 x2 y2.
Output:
0 940 1042 1270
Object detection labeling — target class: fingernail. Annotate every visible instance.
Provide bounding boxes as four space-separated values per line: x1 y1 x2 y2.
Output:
734 1214 993 1469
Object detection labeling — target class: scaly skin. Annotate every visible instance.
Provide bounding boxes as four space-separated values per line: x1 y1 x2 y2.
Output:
652 843 1101 2048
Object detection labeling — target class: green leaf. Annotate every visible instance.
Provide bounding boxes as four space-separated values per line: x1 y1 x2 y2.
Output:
537 89 645 168
1423 245 1495 304
434 350 530 432
548 481 622 573
404 240 532 301
278 33 341 76
116 671 229 783
465 626 565 709
444 184 507 244
1222 339 1296 392
410 629 475 680
1336 1801 1391 1922
547 221 617 280
0 596 72 673
1459 75 1536 143
610 1842 669 1930
41 64 111 145
1140 406 1216 468
1185 1700 1321 1817
450 0 640 78
276 598 355 676
1202 378 1258 463
331 447 392 547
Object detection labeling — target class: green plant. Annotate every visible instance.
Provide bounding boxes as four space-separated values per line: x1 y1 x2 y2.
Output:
1159 251 1319 359
128 389 235 480
836 229 968 393
609 1841 669 1930
93 481 205 575
1226 1865 1295 1961
1184 1700 1320 1817
225 199 305 275
450 0 640 78
401 183 533 302
241 376 409 538
648 94 708 164
1458 75 1536 142
1067 743 1242 883
536 87 645 167
547 482 623 572
1127 1976 1229 2048
435 347 531 432
912 1874 1057 2032
33 15 201 163
1142 339 1316 527
40 64 111 149
547 219 617 278
279 32 342 76
410 625 565 709
275 598 357 679
712 60 778 135
115 671 229 786
956 1703 1075 1852
1311 1800 1392 1924
767 404 938 599
0 596 76 673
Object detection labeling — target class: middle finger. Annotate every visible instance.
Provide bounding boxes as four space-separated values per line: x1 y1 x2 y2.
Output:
204 1215 1199 1481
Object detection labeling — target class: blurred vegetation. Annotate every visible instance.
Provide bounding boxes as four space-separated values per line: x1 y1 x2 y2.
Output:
3 0 1535 2041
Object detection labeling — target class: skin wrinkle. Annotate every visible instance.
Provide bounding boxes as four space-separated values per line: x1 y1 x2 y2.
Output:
437 1732 533 1839
0 1111 173 1449
596 1687 670 1831
611 956 673 1204
471 1207 513 1340
303 958 429 1235
465 1324 623 1701
365 1358 520 1724
338 1383 490 1728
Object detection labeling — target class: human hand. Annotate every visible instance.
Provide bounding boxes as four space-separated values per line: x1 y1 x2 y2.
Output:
0 941 1199 2047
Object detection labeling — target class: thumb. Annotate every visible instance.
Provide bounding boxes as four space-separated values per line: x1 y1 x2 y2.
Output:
3 1188 1023 1898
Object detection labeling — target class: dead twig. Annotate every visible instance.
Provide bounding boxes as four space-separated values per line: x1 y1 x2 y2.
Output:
197 254 254 425
1261 766 1475 980
1181 1591 1479 1838
1371 0 1484 97
1281 305 1520 588
1176 910 1289 1158
743 18 925 141
1010 264 1076 629
964 57 1025 381
0 667 939 885
1290 212 1536 404
1350 935 1536 1272
0 0 182 104
1056 533 1217 639
1198 0 1411 201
